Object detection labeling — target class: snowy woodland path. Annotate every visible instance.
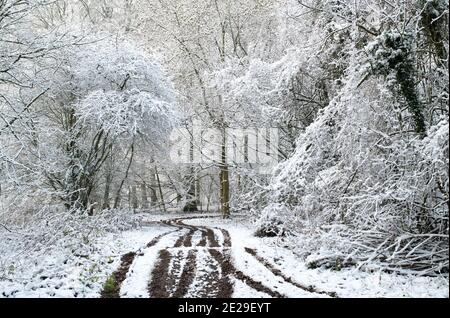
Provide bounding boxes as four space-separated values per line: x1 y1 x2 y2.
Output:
100 215 337 298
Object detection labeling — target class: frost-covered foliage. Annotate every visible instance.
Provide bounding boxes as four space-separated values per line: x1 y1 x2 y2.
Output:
268 74 448 273
254 0 449 275
52 38 178 144
1 34 178 214
1 0 448 287
0 209 141 297
0 209 140 272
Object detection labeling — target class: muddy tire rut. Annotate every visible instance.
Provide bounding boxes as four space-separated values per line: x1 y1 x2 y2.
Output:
101 215 328 298
244 247 338 298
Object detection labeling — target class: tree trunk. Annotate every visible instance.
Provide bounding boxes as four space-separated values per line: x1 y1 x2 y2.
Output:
149 168 158 206
182 126 198 212
131 184 138 210
141 182 149 209
183 168 198 212
197 177 202 212
155 165 166 212
220 130 230 218
114 142 135 208
102 170 112 210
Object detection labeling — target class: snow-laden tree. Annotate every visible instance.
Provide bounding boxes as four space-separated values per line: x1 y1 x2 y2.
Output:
201 0 352 216
0 0 88 223
256 0 448 274
37 37 178 211
136 0 278 217
1 33 178 215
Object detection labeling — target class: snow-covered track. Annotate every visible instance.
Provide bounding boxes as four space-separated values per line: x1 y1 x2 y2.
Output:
101 215 334 298
244 247 338 298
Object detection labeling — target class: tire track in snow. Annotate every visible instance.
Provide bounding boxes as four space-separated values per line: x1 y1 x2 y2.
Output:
147 217 284 298
120 230 185 298
101 228 180 298
174 218 284 297
244 247 338 298
204 227 220 247
220 228 232 247
146 229 181 247
101 252 136 298
172 250 197 298
173 219 220 248
110 214 329 299
186 249 222 298
148 217 210 297
209 248 283 298
165 250 186 297
148 249 172 298
196 230 208 247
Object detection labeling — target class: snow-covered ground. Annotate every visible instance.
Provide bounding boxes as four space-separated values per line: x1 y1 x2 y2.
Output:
120 229 183 298
0 221 169 298
0 212 448 298
183 216 449 298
